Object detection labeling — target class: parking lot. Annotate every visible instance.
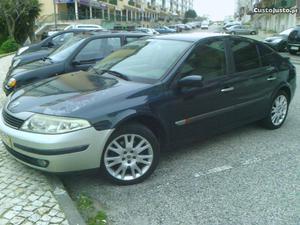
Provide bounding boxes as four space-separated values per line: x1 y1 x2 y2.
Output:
0 26 299 225
60 28 300 225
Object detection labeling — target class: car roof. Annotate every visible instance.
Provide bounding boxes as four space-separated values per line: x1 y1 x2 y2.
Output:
153 32 228 42
73 31 149 40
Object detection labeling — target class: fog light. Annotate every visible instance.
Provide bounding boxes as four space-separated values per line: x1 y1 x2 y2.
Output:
36 159 49 167
7 78 16 88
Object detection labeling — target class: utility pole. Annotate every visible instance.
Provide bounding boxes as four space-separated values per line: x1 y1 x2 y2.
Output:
53 0 58 30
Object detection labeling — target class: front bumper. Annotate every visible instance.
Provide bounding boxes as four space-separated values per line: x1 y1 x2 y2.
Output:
0 110 113 172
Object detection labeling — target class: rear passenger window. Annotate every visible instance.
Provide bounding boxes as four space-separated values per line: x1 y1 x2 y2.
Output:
178 40 226 81
230 39 260 72
258 44 278 66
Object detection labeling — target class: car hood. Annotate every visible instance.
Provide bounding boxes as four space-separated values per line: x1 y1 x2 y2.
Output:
13 49 51 68
8 59 53 78
8 71 152 122
264 35 286 42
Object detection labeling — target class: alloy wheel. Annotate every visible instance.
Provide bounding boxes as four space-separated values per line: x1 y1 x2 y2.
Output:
104 134 154 181
271 95 288 126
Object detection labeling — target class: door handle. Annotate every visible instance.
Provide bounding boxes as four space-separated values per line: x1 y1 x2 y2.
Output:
221 87 234 92
267 76 277 81
266 66 276 72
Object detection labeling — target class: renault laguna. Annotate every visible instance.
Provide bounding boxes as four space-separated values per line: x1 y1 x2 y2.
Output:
0 33 296 185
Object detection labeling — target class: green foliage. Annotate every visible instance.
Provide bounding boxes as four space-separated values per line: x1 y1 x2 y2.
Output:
87 211 107 225
77 194 93 210
0 0 41 44
184 9 197 19
75 193 108 225
0 38 19 53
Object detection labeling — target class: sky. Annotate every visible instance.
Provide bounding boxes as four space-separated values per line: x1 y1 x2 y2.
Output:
193 0 236 21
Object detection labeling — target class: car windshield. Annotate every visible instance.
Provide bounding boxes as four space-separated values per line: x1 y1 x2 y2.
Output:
92 39 191 81
280 28 293 35
49 35 86 62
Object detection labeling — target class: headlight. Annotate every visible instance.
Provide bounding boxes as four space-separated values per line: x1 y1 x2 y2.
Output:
17 46 29 55
12 59 21 68
21 114 91 134
6 78 17 88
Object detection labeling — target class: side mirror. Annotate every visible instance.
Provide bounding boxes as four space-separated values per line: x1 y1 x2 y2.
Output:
43 41 54 48
177 75 203 88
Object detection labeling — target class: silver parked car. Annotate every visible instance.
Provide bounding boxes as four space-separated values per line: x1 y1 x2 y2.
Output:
226 25 257 35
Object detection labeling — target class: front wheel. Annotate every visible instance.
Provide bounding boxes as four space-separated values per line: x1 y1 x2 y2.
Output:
261 91 289 129
101 123 160 185
231 31 236 35
250 31 257 35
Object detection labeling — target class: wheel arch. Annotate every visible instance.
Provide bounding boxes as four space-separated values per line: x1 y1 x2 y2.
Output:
112 113 169 151
272 83 292 102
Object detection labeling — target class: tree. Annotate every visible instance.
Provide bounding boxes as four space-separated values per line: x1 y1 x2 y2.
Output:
0 0 41 43
184 9 197 19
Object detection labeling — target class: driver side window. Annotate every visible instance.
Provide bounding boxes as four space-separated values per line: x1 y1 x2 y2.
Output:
178 40 226 81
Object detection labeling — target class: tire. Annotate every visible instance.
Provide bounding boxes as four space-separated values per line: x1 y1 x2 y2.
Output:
231 31 236 35
101 123 160 185
261 91 289 130
250 31 256 35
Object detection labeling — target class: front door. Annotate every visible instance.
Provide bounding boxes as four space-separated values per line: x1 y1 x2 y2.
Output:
161 38 236 141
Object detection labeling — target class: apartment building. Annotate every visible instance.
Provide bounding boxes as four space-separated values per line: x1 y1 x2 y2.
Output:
235 0 298 32
39 0 193 26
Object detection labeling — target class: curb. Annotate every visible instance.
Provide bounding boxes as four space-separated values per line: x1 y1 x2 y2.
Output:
46 175 86 225
0 52 16 59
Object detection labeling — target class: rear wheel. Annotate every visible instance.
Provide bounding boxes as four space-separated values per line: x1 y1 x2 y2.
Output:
231 31 236 35
261 91 289 129
101 123 160 185
250 31 256 35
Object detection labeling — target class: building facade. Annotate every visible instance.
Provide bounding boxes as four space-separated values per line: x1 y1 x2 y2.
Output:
39 0 193 27
235 0 298 32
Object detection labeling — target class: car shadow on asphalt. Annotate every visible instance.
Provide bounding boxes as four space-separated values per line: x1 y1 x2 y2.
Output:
59 122 265 187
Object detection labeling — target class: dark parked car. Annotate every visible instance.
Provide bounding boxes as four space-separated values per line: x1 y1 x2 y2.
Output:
264 28 294 52
3 32 148 95
0 33 296 185
287 26 300 55
12 29 94 68
155 26 176 34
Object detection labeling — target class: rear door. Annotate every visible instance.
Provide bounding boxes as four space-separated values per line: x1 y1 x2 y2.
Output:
71 37 122 71
222 37 280 125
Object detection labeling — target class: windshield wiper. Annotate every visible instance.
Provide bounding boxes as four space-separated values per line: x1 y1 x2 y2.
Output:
100 69 129 81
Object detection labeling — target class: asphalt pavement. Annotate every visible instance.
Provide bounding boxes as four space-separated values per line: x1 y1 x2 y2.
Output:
62 28 300 225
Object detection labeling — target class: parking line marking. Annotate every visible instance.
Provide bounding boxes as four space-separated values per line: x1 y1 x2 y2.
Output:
207 165 233 174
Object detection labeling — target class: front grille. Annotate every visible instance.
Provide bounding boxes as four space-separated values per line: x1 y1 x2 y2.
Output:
2 110 25 129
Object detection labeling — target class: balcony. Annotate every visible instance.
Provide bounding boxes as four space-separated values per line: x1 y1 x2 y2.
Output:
109 0 118 5
128 0 135 6
260 0 296 8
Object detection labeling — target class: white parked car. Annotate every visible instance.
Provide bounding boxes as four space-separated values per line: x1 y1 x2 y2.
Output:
64 24 103 31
